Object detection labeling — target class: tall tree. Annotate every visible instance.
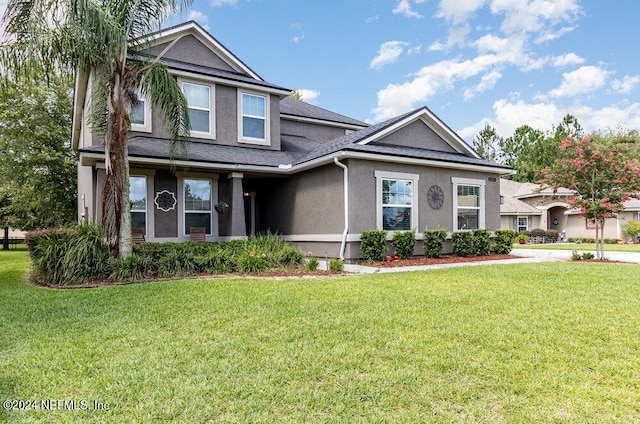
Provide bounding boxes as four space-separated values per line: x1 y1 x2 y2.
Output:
1 0 192 258
500 125 545 182
542 136 640 260
473 124 502 162
0 74 76 230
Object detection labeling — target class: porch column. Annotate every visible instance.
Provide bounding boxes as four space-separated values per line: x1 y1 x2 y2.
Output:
228 172 247 238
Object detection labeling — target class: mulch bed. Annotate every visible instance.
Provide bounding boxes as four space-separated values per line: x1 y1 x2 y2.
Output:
362 254 522 268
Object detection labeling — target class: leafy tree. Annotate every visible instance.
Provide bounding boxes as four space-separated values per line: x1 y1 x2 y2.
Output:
500 125 544 182
1 0 192 258
473 124 502 162
542 136 640 260
0 74 76 230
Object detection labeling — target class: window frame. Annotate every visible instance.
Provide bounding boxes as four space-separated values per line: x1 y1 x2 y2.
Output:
129 175 148 236
238 90 270 146
183 177 213 237
517 216 529 233
130 91 152 133
375 171 419 231
180 79 216 139
452 177 485 231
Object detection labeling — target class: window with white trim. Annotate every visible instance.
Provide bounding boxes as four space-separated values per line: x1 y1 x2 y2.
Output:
182 81 215 138
131 91 151 132
238 91 270 145
375 171 419 231
130 176 147 235
517 216 528 233
452 177 485 230
184 178 212 235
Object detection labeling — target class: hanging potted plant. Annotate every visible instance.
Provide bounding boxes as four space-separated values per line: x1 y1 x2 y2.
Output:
215 201 229 214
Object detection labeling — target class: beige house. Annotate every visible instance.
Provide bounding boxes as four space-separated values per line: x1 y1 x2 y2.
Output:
500 178 640 240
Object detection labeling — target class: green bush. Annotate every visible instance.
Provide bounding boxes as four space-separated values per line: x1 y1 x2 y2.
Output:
328 258 344 272
26 224 113 285
571 250 582 261
359 230 388 262
452 231 474 257
516 234 530 244
622 221 640 240
493 229 516 254
546 229 559 242
423 228 447 258
530 228 545 238
581 252 595 260
305 257 320 271
472 228 491 256
391 230 416 259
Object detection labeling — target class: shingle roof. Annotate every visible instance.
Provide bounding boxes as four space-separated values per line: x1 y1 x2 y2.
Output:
280 97 368 127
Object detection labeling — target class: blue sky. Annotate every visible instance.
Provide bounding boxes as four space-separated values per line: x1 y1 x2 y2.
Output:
174 0 640 142
2 0 638 143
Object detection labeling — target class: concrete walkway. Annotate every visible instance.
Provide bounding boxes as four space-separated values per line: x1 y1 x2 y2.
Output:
319 248 639 274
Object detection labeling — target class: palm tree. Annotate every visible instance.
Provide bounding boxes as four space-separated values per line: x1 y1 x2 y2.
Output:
0 0 192 258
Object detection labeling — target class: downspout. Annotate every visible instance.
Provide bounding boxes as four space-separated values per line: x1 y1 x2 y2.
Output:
334 157 349 260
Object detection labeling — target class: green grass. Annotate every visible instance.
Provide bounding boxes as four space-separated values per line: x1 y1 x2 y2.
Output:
513 242 640 252
2 251 640 422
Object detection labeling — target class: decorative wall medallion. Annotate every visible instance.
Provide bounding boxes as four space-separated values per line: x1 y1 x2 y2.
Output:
427 185 445 210
154 190 177 212
552 218 559 226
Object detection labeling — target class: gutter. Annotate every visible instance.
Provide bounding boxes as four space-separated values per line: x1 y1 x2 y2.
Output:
333 157 349 260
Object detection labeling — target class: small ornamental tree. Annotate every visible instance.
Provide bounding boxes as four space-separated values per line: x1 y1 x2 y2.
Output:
542 136 640 259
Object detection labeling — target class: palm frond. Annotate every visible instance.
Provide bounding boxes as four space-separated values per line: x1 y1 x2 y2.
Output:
138 61 191 160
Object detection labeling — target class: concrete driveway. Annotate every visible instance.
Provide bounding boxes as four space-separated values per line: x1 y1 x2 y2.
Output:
513 248 640 264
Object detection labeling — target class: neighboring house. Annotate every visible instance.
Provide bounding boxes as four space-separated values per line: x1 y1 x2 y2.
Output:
500 178 640 240
73 21 512 260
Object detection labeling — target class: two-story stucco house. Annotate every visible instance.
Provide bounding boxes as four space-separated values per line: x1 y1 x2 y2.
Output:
73 21 512 260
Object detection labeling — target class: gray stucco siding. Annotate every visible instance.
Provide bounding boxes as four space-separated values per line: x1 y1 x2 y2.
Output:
144 35 238 73
370 120 458 153
347 159 501 234
261 164 345 235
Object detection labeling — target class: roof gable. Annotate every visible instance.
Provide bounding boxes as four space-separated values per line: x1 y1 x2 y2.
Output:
369 119 457 153
356 107 480 159
134 21 262 81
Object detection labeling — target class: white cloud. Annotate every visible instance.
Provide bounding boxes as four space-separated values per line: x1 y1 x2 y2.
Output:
188 10 209 30
210 0 238 6
463 70 502 101
546 65 611 98
295 89 320 104
458 98 640 142
436 0 488 24
393 0 424 18
490 0 582 35
612 75 640 94
553 52 584 68
366 15 380 24
369 41 408 70
290 34 305 44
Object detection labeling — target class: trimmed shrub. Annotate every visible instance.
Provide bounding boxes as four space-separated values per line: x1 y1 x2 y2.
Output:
472 228 491 256
493 229 516 254
423 228 448 258
530 228 545 238
452 231 474 257
360 230 388 262
391 230 416 259
546 229 559 242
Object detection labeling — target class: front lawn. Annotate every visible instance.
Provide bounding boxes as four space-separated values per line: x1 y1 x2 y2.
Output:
2 250 639 422
513 242 640 252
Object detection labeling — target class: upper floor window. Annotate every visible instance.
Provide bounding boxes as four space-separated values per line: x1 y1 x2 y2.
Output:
131 91 151 133
375 171 419 231
238 91 269 145
452 177 485 230
182 81 215 139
